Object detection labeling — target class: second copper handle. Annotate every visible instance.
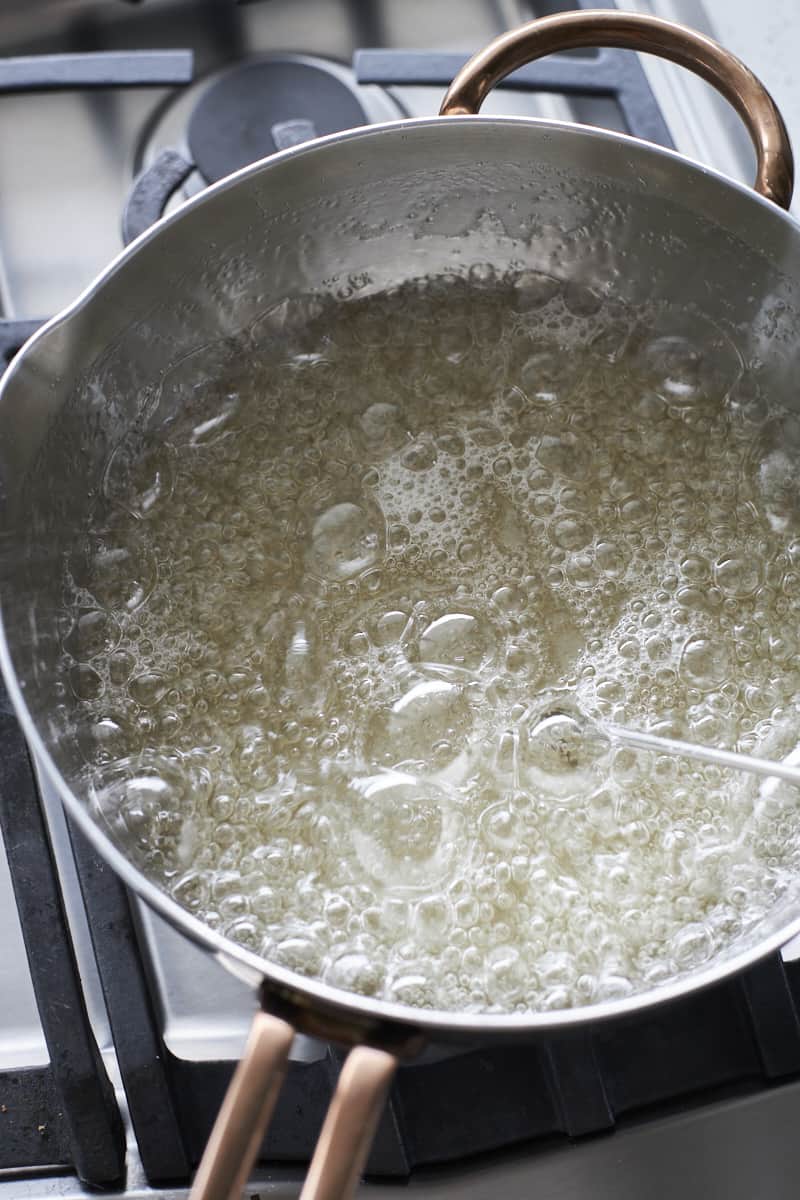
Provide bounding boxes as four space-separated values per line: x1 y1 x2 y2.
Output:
440 8 794 210
300 1047 399 1200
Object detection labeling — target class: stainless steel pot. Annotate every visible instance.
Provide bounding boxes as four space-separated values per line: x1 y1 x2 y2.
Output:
1 10 799 1200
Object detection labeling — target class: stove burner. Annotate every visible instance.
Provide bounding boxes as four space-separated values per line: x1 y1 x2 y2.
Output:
124 54 404 243
188 54 375 183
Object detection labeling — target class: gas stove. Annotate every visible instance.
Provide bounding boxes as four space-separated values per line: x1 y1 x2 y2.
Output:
3 2 800 1199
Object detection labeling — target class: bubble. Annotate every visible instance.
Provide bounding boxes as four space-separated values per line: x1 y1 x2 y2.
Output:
546 606 585 670
619 497 651 529
109 650 135 684
129 671 169 707
467 420 504 448
433 324 473 363
155 339 244 436
531 493 556 518
306 500 385 581
74 531 157 613
636 391 666 422
415 895 451 943
563 282 603 316
401 438 437 471
634 316 741 404
670 922 713 968
536 432 589 479
639 336 703 402
676 586 706 611
347 771 454 889
566 554 597 588
518 344 569 397
63 609 121 661
595 975 634 1001
172 870 209 912
69 664 104 701
680 555 711 582
679 635 730 689
103 436 175 519
389 523 410 549
436 429 466 455
274 936 322 975
418 612 492 670
90 754 208 870
479 802 521 850
757 449 800 531
77 715 131 763
486 944 529 1001
491 585 525 613
552 516 591 551
520 708 609 798
373 610 408 646
326 952 382 994
596 541 624 576
714 555 760 597
367 678 472 765
357 403 407 454
387 974 433 1006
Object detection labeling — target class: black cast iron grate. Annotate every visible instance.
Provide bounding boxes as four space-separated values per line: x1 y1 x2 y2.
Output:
0 693 125 1186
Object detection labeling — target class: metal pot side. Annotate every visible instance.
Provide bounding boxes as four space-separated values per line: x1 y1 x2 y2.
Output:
3 116 800 1039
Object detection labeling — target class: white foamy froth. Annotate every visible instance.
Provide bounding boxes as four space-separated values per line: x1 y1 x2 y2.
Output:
61 268 800 1014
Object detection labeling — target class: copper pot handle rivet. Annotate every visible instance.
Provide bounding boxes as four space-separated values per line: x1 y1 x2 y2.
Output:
440 9 794 210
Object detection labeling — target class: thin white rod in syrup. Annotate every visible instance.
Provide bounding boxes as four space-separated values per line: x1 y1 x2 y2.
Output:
606 724 800 787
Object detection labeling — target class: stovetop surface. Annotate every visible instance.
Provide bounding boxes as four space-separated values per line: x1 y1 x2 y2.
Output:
4 1081 800 1200
3 2 800 1198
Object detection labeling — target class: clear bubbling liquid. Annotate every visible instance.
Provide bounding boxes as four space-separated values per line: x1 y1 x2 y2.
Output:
63 268 800 1013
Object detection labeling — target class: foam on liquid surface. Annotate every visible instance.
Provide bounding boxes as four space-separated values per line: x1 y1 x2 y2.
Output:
62 269 800 1013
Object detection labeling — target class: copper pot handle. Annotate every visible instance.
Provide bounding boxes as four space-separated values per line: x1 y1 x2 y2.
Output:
188 1012 399 1200
189 1012 295 1200
439 9 794 210
299 1047 399 1200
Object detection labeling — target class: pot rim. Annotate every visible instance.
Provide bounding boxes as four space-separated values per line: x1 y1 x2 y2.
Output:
3 113 800 1037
